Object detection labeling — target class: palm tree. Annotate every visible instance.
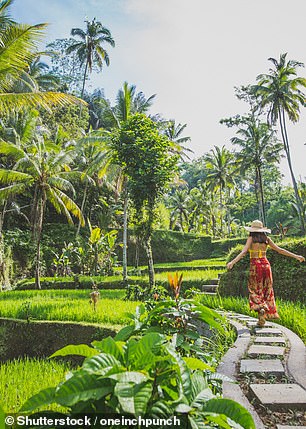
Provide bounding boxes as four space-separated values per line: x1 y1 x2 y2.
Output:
231 116 283 225
205 145 236 237
0 1 83 113
67 18 115 99
168 189 190 232
76 82 156 282
0 136 84 289
253 53 306 233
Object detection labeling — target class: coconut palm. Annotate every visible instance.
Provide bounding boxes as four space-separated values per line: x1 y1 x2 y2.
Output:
0 136 84 289
231 116 283 225
0 1 83 113
205 145 236 237
79 82 156 282
168 189 190 232
253 53 306 233
67 18 115 99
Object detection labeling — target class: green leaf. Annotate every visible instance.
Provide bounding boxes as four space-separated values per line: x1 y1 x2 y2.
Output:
203 398 255 429
20 387 56 412
91 337 124 363
114 324 135 341
55 373 113 406
175 403 193 413
50 344 98 358
82 353 122 373
114 380 153 417
166 346 192 401
183 357 215 372
108 371 148 384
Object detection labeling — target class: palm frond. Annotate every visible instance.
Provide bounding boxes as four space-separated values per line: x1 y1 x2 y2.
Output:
0 92 85 114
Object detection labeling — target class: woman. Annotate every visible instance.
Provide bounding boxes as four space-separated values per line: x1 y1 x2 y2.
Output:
227 220 305 326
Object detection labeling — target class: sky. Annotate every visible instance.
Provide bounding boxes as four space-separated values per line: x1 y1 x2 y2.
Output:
13 0 306 183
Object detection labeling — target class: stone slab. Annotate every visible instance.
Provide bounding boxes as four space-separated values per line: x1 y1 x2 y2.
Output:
277 426 306 429
255 327 283 336
248 345 285 357
254 336 286 345
250 383 306 410
247 321 273 327
240 359 284 374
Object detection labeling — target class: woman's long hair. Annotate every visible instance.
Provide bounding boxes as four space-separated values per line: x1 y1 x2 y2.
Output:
250 232 268 244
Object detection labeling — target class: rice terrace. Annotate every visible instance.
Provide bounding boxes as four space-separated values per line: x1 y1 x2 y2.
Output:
0 1 305 428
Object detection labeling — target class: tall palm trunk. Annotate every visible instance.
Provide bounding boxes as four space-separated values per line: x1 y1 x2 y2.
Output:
255 166 266 225
219 187 223 237
34 193 46 290
144 238 155 289
76 181 88 237
279 108 305 234
79 59 89 118
122 180 128 283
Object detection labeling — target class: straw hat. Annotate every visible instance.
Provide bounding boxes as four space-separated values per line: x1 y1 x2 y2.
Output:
244 220 271 233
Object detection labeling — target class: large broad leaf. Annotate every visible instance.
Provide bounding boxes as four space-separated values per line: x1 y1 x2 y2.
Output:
82 353 122 373
203 398 255 429
114 324 135 341
192 303 225 333
20 387 56 412
183 357 215 372
149 400 173 419
129 333 164 368
166 346 192 401
50 344 98 359
114 380 153 417
108 371 148 384
55 373 114 406
91 337 124 363
188 413 211 429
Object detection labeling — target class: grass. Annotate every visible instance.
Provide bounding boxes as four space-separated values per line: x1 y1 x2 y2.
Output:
139 258 226 269
155 269 224 282
0 290 139 327
195 294 306 344
0 357 70 413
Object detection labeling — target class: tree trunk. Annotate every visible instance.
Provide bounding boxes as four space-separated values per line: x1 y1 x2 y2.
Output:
79 60 89 117
257 166 266 226
34 193 46 290
122 182 128 283
134 237 139 269
279 108 305 234
76 181 88 237
144 238 155 289
219 187 223 237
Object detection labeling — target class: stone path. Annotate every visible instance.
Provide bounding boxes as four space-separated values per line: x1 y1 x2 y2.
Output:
217 312 306 428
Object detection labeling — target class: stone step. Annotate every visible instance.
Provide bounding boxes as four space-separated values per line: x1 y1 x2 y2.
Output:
277 426 306 429
248 345 285 357
240 359 284 374
255 327 283 336
254 336 286 345
247 321 273 327
200 284 218 292
250 383 306 410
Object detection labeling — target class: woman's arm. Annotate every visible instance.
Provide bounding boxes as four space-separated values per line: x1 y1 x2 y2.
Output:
267 238 305 262
227 236 252 270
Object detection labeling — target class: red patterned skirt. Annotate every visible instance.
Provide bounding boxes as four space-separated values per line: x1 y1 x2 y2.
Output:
248 257 279 319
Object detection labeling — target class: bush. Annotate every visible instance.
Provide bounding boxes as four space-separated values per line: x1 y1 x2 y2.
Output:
15 276 147 290
218 237 306 303
124 229 213 264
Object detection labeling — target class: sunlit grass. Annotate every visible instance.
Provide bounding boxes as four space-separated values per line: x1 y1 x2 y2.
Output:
155 269 225 282
139 257 226 269
0 290 139 326
0 357 70 413
195 294 306 343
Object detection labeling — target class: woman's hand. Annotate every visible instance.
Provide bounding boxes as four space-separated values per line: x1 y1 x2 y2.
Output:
296 255 305 263
227 261 234 270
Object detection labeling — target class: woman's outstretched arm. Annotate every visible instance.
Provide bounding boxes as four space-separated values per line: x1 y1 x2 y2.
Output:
267 238 305 262
227 236 252 270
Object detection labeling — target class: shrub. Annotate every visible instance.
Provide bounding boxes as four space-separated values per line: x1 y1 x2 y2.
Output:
218 237 306 303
